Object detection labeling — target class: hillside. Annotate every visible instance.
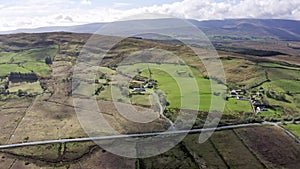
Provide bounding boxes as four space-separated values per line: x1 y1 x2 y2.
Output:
0 32 299 168
2 19 300 41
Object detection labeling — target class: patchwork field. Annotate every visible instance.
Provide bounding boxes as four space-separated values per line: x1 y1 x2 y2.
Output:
0 32 300 168
235 126 300 168
140 126 300 169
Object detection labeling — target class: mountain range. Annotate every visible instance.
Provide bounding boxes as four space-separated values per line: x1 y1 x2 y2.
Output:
1 19 300 41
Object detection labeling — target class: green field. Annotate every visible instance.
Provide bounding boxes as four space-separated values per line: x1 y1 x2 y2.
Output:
21 62 51 77
271 80 300 93
0 64 31 76
0 45 57 77
284 124 300 137
95 63 256 115
257 107 283 118
117 63 228 112
224 98 252 114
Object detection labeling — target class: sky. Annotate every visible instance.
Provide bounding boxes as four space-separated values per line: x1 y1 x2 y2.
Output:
0 0 300 31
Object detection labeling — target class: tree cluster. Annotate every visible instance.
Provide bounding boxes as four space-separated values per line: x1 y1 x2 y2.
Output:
9 72 38 83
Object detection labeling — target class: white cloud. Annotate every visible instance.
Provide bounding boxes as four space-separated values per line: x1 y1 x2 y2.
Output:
80 0 91 5
136 0 300 20
113 2 131 8
0 0 300 31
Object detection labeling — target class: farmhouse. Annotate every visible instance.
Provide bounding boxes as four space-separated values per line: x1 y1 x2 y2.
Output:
144 82 153 88
256 106 267 114
132 87 146 93
230 90 238 97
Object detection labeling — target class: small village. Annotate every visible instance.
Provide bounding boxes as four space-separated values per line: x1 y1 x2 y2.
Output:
229 88 268 114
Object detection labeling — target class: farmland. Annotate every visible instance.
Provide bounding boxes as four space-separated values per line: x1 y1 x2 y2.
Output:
283 124 300 137
0 32 299 168
140 126 299 169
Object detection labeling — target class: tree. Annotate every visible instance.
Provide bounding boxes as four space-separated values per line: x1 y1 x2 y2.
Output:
17 89 24 97
45 56 53 65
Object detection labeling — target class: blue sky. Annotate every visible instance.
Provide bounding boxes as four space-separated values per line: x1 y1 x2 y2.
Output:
0 0 299 31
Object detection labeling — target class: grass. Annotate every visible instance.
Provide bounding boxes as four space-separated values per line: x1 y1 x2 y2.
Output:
224 98 253 114
97 86 113 101
73 82 97 97
257 107 283 118
20 45 58 62
0 52 17 63
294 94 300 106
0 64 30 76
0 46 57 77
271 80 300 93
283 124 300 137
96 85 127 102
221 58 266 88
8 81 43 94
98 66 116 75
100 63 255 115
259 62 300 70
261 79 300 114
118 63 226 112
22 62 51 77
1 46 58 63
130 94 151 107
266 67 300 81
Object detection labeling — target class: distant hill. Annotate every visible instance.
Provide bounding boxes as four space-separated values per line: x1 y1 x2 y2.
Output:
2 19 300 41
0 23 106 34
189 19 300 41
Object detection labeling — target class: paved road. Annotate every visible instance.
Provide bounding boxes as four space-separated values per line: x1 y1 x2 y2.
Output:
1 121 299 150
0 123 265 149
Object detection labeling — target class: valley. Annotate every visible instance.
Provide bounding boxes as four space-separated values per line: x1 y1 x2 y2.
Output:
0 30 299 168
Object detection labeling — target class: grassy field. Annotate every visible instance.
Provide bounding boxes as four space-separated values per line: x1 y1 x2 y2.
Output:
0 45 57 77
259 62 300 70
96 63 255 115
130 94 152 107
266 67 300 81
0 64 30 76
283 124 300 137
221 58 267 88
271 80 300 93
255 62 300 114
117 63 228 112
22 62 51 77
9 81 43 94
96 86 113 100
0 46 57 63
257 107 283 118
224 98 252 114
